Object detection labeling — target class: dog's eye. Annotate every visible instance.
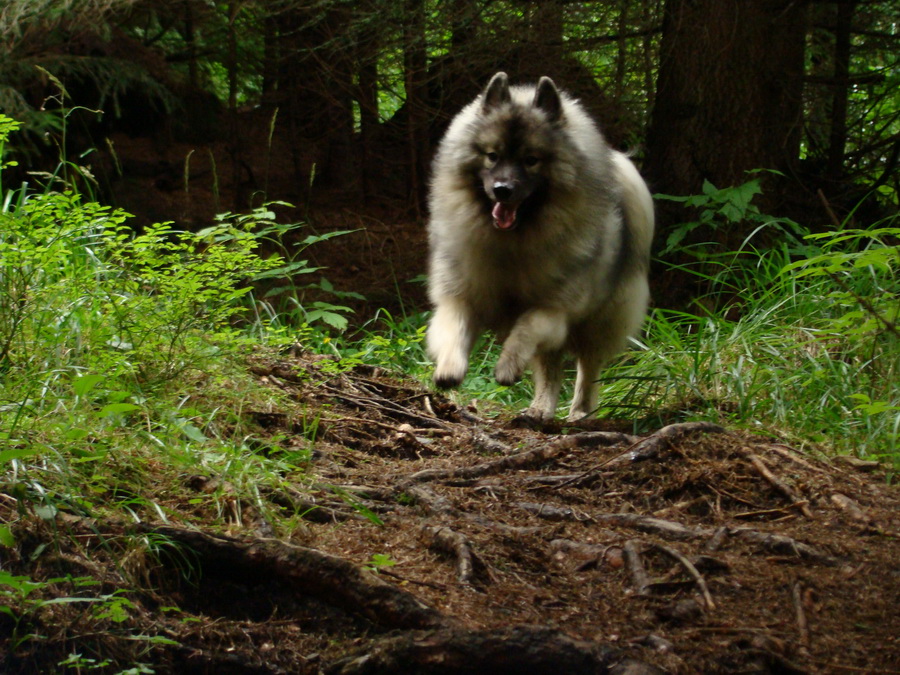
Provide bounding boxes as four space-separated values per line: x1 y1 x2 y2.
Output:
486 151 498 163
524 155 540 167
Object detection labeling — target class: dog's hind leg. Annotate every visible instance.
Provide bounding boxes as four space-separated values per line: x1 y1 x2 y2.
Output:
568 351 604 422
525 349 564 421
568 278 650 421
427 298 477 388
495 308 567 386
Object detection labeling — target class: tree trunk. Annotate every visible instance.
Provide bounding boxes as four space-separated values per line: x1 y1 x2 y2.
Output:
826 0 856 179
403 0 428 214
644 0 808 213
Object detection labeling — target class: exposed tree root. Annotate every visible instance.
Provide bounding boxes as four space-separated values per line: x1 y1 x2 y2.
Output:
324 625 659 675
650 543 716 610
136 524 448 630
421 525 486 585
400 436 579 487
607 421 725 466
741 449 814 518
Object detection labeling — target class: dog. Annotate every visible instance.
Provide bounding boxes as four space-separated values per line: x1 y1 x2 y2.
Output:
426 72 654 421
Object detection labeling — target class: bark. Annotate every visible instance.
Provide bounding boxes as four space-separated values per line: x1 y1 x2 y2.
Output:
826 0 857 178
645 0 809 208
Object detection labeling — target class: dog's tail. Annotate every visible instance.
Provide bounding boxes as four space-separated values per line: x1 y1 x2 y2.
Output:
611 152 655 270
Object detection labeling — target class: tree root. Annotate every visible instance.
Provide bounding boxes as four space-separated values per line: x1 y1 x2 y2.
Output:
324 625 659 675
421 524 487 585
740 449 813 518
400 436 579 487
136 524 448 630
651 543 716 610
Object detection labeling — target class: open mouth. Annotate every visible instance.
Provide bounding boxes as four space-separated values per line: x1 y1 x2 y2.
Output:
491 201 519 230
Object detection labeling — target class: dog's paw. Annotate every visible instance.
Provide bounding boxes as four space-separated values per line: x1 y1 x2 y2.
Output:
433 356 468 389
433 371 464 389
566 407 592 423
494 354 524 386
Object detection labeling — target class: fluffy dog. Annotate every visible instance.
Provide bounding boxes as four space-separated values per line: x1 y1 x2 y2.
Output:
426 72 654 421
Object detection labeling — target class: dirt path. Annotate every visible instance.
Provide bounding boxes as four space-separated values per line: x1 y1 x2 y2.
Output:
5 353 900 674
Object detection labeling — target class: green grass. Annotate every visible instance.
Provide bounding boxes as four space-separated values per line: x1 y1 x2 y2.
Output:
0 111 897 666
336 188 899 466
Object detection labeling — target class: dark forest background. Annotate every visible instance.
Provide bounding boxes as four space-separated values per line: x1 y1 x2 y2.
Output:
1 0 898 260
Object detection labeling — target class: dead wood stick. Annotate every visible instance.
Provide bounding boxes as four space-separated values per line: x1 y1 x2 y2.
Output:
421 525 480 585
652 543 716 610
792 580 811 653
136 524 447 630
829 493 871 525
729 527 840 566
765 444 830 474
733 504 807 520
518 501 592 522
400 436 578 487
742 449 814 518
623 540 651 595
594 513 712 541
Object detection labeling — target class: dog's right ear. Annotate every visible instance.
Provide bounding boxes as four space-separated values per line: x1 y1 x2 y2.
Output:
482 72 511 112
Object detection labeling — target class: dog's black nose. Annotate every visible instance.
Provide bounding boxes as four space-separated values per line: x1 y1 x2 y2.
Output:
492 183 513 202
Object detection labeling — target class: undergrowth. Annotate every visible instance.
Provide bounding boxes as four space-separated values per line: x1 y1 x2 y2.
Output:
342 177 899 466
0 113 345 670
0 109 897 669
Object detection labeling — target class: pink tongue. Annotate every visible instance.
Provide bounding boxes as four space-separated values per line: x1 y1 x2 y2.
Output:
492 202 518 230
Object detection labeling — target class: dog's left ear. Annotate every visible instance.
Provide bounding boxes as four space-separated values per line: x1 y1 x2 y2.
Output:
534 77 562 123
482 72 511 112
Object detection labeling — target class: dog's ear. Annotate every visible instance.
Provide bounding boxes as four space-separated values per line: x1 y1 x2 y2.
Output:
482 72 510 111
534 77 562 123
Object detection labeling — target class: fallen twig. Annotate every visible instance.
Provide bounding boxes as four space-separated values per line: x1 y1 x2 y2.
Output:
517 501 593 522
594 513 711 541
741 449 814 518
421 524 484 585
729 528 841 567
792 580 811 654
561 422 725 488
623 540 651 595
609 421 726 466
652 543 716 610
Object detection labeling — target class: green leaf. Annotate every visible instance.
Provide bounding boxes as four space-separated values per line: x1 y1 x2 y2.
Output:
0 526 15 548
0 448 38 465
73 374 105 397
95 403 141 418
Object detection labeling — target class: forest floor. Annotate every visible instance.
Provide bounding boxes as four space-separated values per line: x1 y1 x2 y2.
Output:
7 349 900 674
6 134 897 674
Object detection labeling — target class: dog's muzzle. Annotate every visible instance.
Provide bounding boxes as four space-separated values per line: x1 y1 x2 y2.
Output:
491 182 520 230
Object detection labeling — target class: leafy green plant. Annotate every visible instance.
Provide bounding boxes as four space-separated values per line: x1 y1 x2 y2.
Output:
365 553 397 573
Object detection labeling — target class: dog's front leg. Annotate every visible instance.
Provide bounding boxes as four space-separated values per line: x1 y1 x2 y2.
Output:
427 298 477 388
524 350 564 420
495 309 567 386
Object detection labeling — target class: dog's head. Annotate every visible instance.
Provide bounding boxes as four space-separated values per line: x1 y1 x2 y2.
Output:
474 72 563 231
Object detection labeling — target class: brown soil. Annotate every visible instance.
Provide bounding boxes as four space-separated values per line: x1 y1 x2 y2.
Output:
6 126 896 674
4 352 899 674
